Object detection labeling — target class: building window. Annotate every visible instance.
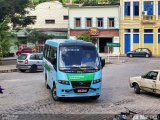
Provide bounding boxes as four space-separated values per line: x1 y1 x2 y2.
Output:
144 29 153 43
124 2 130 16
28 16 37 19
125 29 131 33
45 19 55 24
108 18 115 28
158 1 160 16
143 1 154 15
158 29 160 43
133 2 139 16
63 16 69 20
144 29 153 33
75 18 81 28
97 18 103 28
27 16 37 24
133 29 139 43
133 29 139 33
86 18 92 28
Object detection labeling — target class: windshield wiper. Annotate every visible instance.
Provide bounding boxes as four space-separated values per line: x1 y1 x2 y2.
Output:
60 66 98 70
81 66 98 70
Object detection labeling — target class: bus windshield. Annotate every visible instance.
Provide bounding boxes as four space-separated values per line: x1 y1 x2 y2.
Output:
59 45 100 71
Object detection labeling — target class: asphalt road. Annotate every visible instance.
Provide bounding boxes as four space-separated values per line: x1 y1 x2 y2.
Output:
1 57 160 119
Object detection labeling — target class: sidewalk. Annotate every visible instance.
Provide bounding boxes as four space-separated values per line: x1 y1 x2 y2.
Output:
0 65 17 73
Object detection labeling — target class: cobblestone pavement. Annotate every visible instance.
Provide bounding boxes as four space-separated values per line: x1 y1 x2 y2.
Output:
0 58 160 119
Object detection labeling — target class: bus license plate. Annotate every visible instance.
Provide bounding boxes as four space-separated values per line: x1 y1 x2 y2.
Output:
77 89 87 93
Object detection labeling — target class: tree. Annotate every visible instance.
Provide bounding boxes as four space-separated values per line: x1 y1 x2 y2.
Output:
27 31 55 44
0 17 12 57
0 0 33 29
77 32 97 44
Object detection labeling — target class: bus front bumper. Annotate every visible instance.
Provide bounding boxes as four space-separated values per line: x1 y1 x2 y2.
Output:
56 84 101 97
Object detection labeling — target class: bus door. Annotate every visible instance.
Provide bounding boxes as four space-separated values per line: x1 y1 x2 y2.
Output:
48 47 57 88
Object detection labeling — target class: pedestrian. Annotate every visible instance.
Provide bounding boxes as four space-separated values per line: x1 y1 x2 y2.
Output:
0 86 4 94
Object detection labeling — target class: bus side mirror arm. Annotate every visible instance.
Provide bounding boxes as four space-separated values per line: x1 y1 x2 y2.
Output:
101 59 105 68
100 57 105 69
50 58 57 70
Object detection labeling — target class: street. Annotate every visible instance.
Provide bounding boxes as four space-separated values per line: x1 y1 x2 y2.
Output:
1 57 160 116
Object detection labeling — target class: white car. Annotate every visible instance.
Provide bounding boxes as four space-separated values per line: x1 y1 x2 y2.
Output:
16 53 43 73
129 70 160 94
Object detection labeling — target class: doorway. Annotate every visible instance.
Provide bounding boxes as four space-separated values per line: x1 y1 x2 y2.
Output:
99 37 113 53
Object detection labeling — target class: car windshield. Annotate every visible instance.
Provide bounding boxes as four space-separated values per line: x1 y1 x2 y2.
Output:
18 54 27 60
59 45 100 71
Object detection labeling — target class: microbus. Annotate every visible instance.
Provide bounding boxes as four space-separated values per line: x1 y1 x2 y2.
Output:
43 39 105 101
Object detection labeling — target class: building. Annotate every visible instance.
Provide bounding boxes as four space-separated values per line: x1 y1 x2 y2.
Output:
120 0 160 56
68 3 120 54
26 1 68 38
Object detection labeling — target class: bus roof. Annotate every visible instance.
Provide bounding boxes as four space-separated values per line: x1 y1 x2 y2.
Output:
45 39 93 47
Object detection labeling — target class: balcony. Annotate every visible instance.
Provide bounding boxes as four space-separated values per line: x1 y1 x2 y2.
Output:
141 15 156 24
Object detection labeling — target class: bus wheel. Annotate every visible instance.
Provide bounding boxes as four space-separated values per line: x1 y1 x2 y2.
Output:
90 95 100 100
51 85 59 101
45 75 50 89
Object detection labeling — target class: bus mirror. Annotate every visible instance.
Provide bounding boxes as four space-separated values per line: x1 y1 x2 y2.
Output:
101 59 105 68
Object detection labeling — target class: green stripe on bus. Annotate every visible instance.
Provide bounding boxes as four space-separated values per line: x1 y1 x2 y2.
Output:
67 73 94 81
44 63 50 71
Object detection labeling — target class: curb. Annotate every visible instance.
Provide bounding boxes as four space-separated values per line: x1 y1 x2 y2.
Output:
0 69 18 73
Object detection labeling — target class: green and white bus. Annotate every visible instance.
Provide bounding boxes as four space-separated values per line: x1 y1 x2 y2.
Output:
43 39 105 101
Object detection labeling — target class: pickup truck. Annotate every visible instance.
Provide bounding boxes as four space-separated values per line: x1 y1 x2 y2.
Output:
129 70 160 94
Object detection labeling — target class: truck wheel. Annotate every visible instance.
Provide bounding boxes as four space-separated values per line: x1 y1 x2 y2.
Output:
30 65 37 73
134 83 140 94
90 95 100 100
51 84 59 101
45 75 50 89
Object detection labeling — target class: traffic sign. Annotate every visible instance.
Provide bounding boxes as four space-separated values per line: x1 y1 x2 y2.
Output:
106 43 120 47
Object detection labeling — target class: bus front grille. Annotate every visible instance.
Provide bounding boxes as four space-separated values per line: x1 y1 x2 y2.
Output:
71 81 92 88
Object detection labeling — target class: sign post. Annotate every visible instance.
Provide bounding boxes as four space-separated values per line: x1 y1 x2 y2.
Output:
106 43 120 63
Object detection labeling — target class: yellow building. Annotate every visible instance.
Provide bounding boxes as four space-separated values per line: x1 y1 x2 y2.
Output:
120 0 160 56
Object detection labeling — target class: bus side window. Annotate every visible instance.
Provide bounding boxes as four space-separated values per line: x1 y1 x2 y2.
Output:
46 46 51 61
49 47 57 69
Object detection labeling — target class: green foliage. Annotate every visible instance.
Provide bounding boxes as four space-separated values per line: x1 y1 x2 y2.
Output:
0 0 33 29
77 33 97 44
27 31 55 44
0 17 12 57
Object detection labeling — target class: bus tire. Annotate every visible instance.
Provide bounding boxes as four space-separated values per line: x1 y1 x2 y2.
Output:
90 95 100 100
51 84 59 101
45 74 50 89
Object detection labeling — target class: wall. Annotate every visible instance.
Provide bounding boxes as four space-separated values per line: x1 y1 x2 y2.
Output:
69 6 119 29
27 1 68 29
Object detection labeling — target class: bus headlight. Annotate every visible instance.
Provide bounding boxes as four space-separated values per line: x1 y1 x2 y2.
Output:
93 79 101 84
58 80 70 85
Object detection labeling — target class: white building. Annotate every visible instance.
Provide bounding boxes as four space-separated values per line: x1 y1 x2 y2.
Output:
68 4 120 54
27 1 69 38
